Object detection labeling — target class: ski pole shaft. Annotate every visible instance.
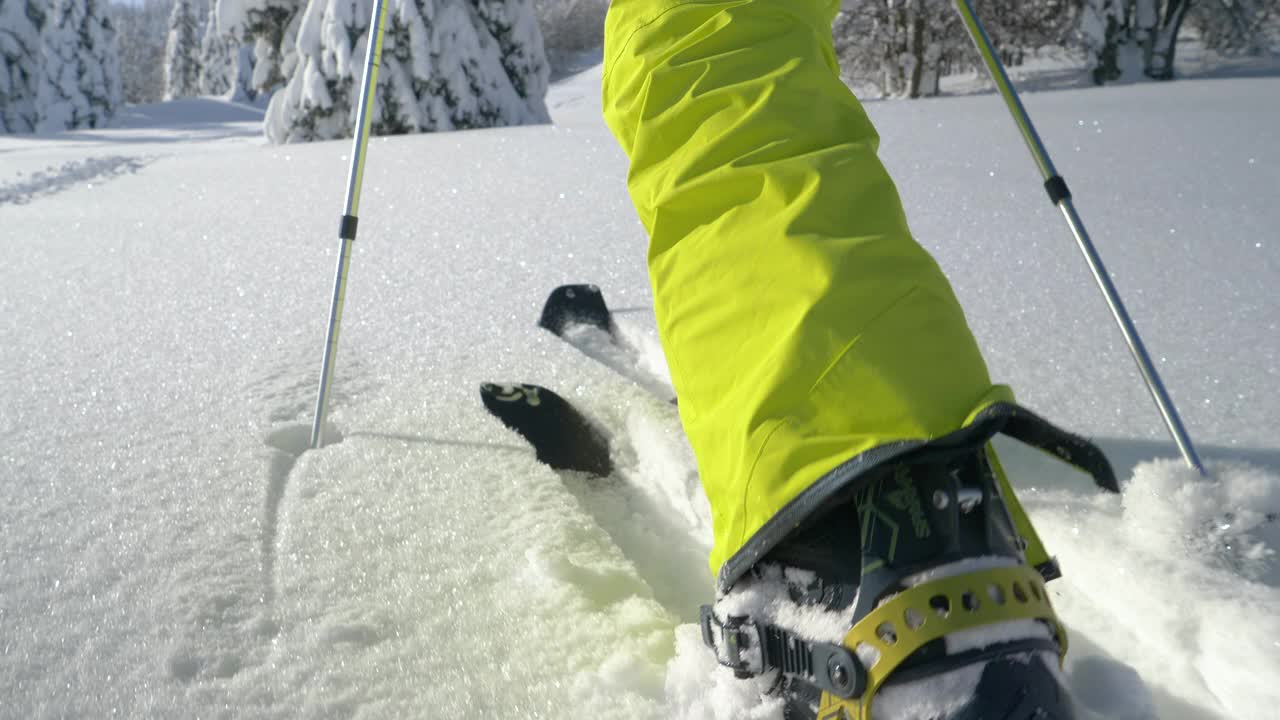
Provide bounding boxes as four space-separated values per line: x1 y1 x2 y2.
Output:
952 0 1207 476
311 0 390 450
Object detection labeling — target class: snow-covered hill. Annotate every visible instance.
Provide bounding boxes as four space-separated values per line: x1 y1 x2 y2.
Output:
2 65 1278 719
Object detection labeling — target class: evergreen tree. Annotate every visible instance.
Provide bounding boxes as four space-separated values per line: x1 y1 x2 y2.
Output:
215 0 304 97
474 0 550 103
110 0 170 104
0 0 45 132
198 5 232 95
263 0 550 143
231 43 256 101
165 0 202 98
37 0 122 131
199 6 258 100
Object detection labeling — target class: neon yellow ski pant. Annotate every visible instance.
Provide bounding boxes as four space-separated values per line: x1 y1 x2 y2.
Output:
602 0 1030 583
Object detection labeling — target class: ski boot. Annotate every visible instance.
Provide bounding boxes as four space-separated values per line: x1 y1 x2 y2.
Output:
699 439 1085 720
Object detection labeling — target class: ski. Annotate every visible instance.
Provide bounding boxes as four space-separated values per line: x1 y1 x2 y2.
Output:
479 382 613 476
479 284 673 477
538 284 677 404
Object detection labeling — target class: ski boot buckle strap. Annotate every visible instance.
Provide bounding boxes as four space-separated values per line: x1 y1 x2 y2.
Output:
819 563 1068 720
700 606 866 698
699 607 762 675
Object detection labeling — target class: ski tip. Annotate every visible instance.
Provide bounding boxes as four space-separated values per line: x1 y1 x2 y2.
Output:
479 381 548 408
538 284 612 337
478 381 613 477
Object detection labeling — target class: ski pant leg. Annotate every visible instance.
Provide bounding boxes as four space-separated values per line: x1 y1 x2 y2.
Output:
601 0 1045 584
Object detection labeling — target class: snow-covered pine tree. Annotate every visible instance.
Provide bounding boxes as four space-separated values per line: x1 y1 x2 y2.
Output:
215 0 304 97
232 43 256 100
0 0 45 132
110 0 170 104
474 0 549 103
165 0 202 98
263 0 550 143
37 0 122 132
199 6 258 100
198 6 233 95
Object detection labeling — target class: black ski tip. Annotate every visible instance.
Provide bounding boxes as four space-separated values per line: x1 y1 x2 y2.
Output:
538 284 613 337
479 382 613 477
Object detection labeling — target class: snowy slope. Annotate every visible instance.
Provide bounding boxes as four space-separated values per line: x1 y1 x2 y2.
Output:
2 66 1278 720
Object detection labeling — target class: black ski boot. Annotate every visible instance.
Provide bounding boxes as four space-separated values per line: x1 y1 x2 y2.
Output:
700 442 1077 720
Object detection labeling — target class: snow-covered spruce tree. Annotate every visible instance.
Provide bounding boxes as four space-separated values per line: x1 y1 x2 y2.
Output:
232 43 256 99
264 0 550 143
37 0 123 131
199 6 259 100
198 6 233 95
0 0 46 132
110 0 170 104
165 0 202 98
215 0 304 97
474 0 549 102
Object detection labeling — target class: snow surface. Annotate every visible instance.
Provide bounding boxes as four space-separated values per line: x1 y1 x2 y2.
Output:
2 62 1279 719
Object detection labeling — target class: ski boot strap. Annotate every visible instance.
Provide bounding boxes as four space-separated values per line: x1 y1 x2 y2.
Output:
700 605 866 698
700 564 1066 718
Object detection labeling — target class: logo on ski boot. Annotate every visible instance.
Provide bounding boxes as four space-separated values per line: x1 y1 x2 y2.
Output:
885 467 931 540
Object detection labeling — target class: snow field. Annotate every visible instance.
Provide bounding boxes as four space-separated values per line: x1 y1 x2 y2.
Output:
2 63 1279 719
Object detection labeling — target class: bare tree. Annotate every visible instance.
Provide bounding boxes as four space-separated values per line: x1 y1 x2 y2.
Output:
532 0 607 74
976 0 1081 66
1191 0 1279 55
835 0 962 98
1083 0 1277 82
834 0 1077 98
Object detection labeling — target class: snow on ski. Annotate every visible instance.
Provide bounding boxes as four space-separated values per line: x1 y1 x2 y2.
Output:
538 284 677 404
479 284 676 478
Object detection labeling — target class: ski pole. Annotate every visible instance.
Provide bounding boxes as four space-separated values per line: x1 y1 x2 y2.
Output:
311 0 390 449
952 0 1207 477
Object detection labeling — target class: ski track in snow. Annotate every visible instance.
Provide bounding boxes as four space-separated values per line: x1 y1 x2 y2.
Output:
0 155 150 205
1 62 1278 719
